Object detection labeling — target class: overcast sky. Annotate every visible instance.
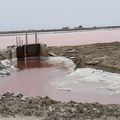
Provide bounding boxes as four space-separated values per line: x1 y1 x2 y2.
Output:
0 0 120 31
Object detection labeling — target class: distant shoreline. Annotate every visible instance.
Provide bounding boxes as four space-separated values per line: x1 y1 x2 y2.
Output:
0 26 120 35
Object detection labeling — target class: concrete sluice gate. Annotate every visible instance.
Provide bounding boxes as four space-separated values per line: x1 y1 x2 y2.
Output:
16 43 48 61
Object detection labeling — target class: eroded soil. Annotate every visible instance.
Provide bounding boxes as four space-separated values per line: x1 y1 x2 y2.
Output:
49 42 120 73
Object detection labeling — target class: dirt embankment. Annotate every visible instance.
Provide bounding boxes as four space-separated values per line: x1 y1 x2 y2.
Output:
49 42 120 73
0 93 120 120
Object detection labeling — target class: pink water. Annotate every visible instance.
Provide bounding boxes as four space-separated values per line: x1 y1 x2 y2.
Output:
0 29 120 48
0 29 120 104
0 59 120 104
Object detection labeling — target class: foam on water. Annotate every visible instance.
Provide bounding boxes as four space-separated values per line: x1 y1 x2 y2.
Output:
0 59 16 77
49 57 120 94
1 59 12 67
1 57 120 103
47 56 76 72
67 68 120 94
1 56 120 97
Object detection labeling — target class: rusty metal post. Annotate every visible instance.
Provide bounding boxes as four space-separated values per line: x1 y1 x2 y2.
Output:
37 37 39 43
19 37 21 47
35 32 37 44
24 33 28 61
21 40 23 46
16 37 18 46
25 32 28 45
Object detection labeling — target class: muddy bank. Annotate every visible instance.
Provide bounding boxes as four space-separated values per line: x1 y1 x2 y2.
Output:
49 42 120 73
0 93 120 120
